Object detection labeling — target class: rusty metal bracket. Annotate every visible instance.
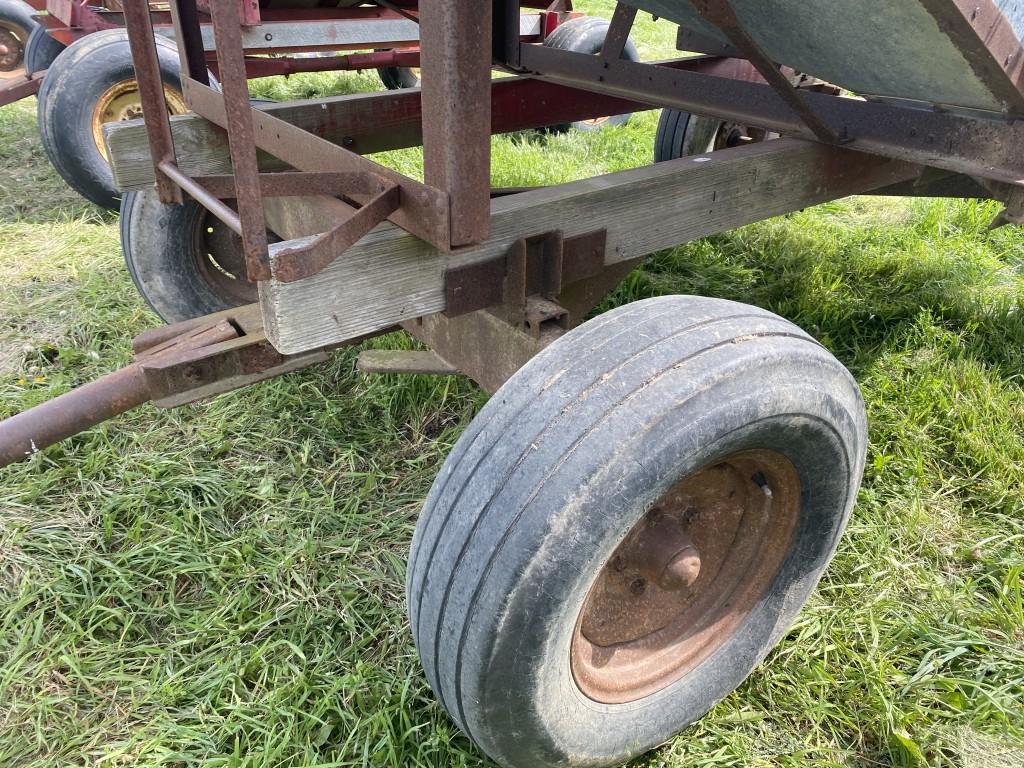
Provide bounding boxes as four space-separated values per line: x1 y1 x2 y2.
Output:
983 181 1024 228
443 228 607 321
689 0 844 144
600 4 637 61
272 181 401 283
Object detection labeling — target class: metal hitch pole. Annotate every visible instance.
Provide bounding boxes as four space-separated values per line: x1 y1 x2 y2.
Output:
0 305 353 469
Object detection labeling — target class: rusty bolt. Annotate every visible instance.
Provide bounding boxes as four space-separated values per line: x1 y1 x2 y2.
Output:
629 577 647 596
657 546 702 591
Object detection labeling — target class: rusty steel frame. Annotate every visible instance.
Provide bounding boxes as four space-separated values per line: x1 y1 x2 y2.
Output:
9 0 1017 467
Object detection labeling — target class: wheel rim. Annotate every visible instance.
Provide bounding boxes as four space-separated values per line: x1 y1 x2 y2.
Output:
91 80 188 160
192 212 259 306
0 22 27 79
571 449 801 704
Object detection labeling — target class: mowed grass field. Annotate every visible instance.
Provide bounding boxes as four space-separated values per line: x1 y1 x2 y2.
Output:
1 3 1023 766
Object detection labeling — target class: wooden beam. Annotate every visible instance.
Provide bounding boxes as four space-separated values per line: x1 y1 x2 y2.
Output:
258 139 920 354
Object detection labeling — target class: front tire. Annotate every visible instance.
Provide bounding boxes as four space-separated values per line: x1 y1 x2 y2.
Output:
408 295 867 768
36 29 189 210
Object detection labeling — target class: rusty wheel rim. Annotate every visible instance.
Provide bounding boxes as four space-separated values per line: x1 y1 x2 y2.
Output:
90 80 188 161
0 23 26 79
192 212 259 306
571 449 801 704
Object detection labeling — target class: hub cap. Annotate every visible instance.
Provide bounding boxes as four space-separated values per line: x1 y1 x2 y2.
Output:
193 214 260 306
91 80 188 160
0 25 25 78
571 449 800 704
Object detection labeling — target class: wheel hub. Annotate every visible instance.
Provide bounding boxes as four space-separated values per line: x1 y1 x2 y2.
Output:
571 449 800 704
194 215 260 306
90 80 188 160
0 28 23 73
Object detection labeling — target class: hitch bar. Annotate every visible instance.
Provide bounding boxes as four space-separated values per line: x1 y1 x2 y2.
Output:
0 305 374 469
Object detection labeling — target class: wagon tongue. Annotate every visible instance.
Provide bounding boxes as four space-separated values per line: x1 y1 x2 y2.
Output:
0 304 334 469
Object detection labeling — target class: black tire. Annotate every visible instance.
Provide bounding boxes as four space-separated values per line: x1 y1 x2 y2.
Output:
378 65 419 90
654 109 775 162
408 295 867 768
654 109 720 162
0 0 36 79
542 17 639 132
36 29 187 210
23 24 64 75
121 189 258 323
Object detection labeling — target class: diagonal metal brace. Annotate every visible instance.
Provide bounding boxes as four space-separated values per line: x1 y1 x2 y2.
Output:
271 180 401 283
689 0 844 144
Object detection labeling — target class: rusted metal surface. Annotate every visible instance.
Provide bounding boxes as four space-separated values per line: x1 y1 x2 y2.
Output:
571 449 800 704
238 48 420 78
689 0 842 143
0 321 237 468
401 311 561 394
520 44 1024 184
444 229 607 318
202 0 271 281
272 181 400 283
913 0 1024 112
419 0 493 246
157 159 244 236
121 0 182 204
599 3 637 61
184 78 452 251
0 70 43 108
193 171 395 200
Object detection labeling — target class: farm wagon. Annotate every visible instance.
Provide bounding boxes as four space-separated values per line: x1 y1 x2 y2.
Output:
2 1 1023 766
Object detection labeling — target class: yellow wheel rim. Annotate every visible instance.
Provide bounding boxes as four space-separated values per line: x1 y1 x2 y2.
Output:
0 22 28 80
91 80 188 161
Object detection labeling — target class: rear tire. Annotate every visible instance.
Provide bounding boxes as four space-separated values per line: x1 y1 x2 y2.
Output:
408 295 867 768
121 189 259 323
654 109 772 162
36 29 189 210
378 64 419 90
23 24 64 75
542 17 639 133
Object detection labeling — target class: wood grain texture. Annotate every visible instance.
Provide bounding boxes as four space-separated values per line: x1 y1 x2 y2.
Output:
259 139 920 354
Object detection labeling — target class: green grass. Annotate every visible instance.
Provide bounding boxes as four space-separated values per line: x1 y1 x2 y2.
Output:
1 2 1023 766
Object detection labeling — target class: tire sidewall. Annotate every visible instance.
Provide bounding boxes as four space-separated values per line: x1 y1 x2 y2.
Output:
37 30 184 210
122 190 241 323
24 25 65 75
543 17 639 132
464 326 865 764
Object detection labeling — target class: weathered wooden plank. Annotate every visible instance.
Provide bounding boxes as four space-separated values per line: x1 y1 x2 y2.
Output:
259 139 920 354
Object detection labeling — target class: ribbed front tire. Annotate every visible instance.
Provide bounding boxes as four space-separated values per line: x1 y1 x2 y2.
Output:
407 295 867 768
